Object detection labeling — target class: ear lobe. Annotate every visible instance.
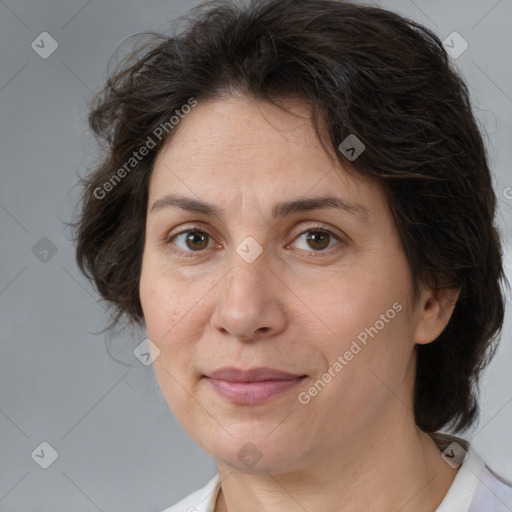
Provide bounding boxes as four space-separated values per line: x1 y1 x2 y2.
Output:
414 286 461 345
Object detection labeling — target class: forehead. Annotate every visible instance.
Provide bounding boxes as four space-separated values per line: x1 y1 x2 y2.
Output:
154 95 328 171
148 95 387 221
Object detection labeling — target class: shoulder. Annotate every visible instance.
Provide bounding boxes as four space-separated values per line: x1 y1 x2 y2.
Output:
433 433 512 511
469 465 512 511
159 474 221 512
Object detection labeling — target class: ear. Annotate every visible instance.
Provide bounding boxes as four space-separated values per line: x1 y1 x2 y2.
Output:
413 285 461 345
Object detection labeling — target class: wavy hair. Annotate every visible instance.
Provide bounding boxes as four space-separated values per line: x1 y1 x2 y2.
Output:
70 0 507 434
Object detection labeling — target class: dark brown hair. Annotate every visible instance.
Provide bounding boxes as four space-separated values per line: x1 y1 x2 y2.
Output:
70 0 506 434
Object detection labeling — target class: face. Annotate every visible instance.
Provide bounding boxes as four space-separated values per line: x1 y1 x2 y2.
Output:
139 95 427 474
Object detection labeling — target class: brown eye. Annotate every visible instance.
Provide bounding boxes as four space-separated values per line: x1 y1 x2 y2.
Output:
290 226 342 254
168 230 213 252
184 231 210 250
306 230 331 251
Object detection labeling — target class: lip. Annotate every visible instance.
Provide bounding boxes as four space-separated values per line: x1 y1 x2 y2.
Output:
207 367 304 382
204 367 306 405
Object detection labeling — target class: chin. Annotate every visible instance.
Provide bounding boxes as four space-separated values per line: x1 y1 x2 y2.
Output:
202 427 304 474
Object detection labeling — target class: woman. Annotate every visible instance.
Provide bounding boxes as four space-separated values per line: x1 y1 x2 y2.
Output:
72 0 512 510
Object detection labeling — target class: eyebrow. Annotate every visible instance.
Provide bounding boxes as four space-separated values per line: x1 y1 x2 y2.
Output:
150 193 370 222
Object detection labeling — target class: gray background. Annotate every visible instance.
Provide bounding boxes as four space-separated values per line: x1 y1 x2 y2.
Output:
1 0 511 510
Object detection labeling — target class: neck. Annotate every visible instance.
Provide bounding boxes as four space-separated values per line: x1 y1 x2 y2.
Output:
214 405 458 512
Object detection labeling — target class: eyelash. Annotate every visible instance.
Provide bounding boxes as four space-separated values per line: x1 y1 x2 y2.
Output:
162 223 345 258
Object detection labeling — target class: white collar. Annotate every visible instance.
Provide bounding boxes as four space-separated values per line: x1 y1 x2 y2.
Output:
435 438 486 511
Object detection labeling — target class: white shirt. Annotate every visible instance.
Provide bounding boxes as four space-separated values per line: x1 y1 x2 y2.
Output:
161 436 512 512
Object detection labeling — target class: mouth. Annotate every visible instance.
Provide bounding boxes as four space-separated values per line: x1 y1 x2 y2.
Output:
203 367 307 405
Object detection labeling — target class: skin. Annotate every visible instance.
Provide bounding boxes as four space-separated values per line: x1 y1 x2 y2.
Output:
139 95 460 512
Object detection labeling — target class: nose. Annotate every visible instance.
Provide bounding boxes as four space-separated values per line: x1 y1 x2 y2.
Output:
210 251 287 342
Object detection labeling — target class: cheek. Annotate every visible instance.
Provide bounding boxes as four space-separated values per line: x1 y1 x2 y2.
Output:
140 259 189 357
300 307 413 441
309 267 408 351
140 266 205 414
306 257 414 396
139 259 214 375
140 250 188 322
